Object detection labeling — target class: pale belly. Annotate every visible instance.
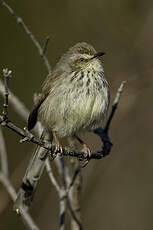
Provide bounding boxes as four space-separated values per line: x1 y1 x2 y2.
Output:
39 77 109 138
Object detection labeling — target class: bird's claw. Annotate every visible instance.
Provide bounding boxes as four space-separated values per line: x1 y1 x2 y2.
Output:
80 144 91 167
82 144 91 158
54 143 63 154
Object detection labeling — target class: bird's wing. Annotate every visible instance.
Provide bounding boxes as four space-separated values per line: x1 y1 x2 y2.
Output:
28 67 67 131
27 69 63 130
27 93 47 130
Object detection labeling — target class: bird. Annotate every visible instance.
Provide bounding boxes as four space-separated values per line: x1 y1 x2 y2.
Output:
28 42 110 157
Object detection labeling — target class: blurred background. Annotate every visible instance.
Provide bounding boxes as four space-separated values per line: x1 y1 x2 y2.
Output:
0 0 153 229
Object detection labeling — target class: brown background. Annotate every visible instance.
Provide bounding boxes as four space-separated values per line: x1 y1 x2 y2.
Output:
0 0 153 229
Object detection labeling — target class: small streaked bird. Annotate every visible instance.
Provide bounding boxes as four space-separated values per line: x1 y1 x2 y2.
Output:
28 42 110 156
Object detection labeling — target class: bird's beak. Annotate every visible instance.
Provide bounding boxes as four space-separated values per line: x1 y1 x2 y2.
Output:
91 52 106 60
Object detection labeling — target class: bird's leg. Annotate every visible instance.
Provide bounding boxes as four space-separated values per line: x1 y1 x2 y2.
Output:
74 135 91 158
52 130 62 153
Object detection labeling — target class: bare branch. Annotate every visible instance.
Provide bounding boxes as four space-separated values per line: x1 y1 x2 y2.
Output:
0 79 29 121
68 168 80 191
45 159 60 193
14 130 49 212
104 81 126 134
67 196 82 230
0 172 39 230
113 81 126 105
42 36 50 56
0 127 8 176
46 157 68 230
2 68 12 120
59 191 66 230
0 0 51 74
67 162 82 230
0 173 16 200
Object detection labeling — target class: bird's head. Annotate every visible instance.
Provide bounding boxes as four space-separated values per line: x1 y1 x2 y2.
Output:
59 42 105 72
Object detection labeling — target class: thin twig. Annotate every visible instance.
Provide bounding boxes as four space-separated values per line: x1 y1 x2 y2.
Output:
0 79 29 121
0 127 8 176
56 153 82 230
0 117 48 148
67 196 82 230
59 188 66 230
104 81 126 134
45 159 60 194
46 157 67 230
68 168 80 191
113 81 126 105
67 161 82 230
2 68 12 120
94 81 126 158
54 157 68 230
42 36 50 56
0 0 51 74
0 114 111 160
0 173 16 202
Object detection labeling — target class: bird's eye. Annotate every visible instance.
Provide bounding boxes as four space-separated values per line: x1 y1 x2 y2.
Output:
80 58 84 62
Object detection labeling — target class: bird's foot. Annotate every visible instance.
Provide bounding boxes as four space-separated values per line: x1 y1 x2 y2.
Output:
52 130 63 154
54 142 63 154
82 143 91 158
80 144 91 167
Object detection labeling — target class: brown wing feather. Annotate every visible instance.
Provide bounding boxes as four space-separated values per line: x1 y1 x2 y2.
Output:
27 94 46 130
